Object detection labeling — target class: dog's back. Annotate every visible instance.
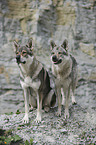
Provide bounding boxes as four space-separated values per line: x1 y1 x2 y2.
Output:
70 55 78 92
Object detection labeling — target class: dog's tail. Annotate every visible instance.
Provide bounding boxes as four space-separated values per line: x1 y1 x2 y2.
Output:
44 89 56 108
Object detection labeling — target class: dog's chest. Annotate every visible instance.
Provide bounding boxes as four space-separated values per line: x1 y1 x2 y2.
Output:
20 57 33 75
54 64 71 89
52 64 64 78
19 58 42 90
20 76 41 90
52 61 72 87
20 64 29 76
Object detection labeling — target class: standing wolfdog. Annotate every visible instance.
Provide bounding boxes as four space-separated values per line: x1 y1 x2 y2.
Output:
50 39 78 118
14 39 56 123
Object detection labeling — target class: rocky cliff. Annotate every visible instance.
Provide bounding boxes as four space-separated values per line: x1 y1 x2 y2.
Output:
0 0 96 115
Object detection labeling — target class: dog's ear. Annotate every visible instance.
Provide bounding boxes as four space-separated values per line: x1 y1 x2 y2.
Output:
50 40 56 50
26 39 33 51
61 39 68 51
14 41 19 52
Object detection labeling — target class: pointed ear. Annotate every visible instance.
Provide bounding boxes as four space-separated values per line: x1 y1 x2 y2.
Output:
61 39 68 50
26 39 33 51
14 41 19 52
50 40 56 50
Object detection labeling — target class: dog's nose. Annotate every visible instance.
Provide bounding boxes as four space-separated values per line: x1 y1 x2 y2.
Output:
16 55 20 63
52 55 58 62
16 55 20 60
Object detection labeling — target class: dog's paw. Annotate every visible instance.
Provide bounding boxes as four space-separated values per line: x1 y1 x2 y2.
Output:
22 114 29 124
44 106 50 112
72 96 77 105
64 109 69 119
55 111 61 117
72 101 77 105
35 113 42 123
72 98 77 105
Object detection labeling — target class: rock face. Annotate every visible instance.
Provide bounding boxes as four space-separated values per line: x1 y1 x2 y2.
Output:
0 0 96 114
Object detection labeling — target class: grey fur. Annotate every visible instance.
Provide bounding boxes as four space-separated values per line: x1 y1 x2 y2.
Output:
14 39 56 123
50 39 78 118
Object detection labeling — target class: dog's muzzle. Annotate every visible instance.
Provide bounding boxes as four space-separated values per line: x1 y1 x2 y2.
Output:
52 55 62 65
16 55 26 64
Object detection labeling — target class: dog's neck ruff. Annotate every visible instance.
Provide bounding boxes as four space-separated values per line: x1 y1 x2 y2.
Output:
19 56 43 80
52 57 72 80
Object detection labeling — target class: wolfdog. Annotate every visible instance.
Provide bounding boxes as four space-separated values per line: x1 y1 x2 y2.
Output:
14 39 56 123
50 39 78 118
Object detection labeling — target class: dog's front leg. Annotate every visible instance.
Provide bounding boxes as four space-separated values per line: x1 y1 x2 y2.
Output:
71 91 76 105
64 86 70 119
36 92 42 122
61 88 65 105
56 86 61 117
22 88 29 123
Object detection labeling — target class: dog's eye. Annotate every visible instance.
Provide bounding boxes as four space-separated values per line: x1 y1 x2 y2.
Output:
22 51 26 54
58 52 62 54
16 51 19 55
22 51 27 54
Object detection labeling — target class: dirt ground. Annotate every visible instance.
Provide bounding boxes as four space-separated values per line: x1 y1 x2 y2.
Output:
0 79 96 145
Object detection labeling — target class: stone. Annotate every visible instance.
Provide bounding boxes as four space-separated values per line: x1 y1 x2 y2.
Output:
79 43 95 56
60 128 68 134
88 68 96 81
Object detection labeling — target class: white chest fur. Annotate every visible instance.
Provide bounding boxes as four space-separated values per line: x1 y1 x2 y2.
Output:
19 55 41 90
20 55 34 75
52 58 72 83
20 76 41 90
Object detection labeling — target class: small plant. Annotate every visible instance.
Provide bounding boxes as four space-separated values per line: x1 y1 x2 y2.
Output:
16 109 21 114
25 138 33 145
0 129 23 145
5 112 14 115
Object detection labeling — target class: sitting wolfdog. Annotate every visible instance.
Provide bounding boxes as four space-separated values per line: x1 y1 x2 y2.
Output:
50 39 78 118
14 39 56 123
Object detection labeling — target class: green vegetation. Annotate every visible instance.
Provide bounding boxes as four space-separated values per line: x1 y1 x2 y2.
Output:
0 129 23 145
